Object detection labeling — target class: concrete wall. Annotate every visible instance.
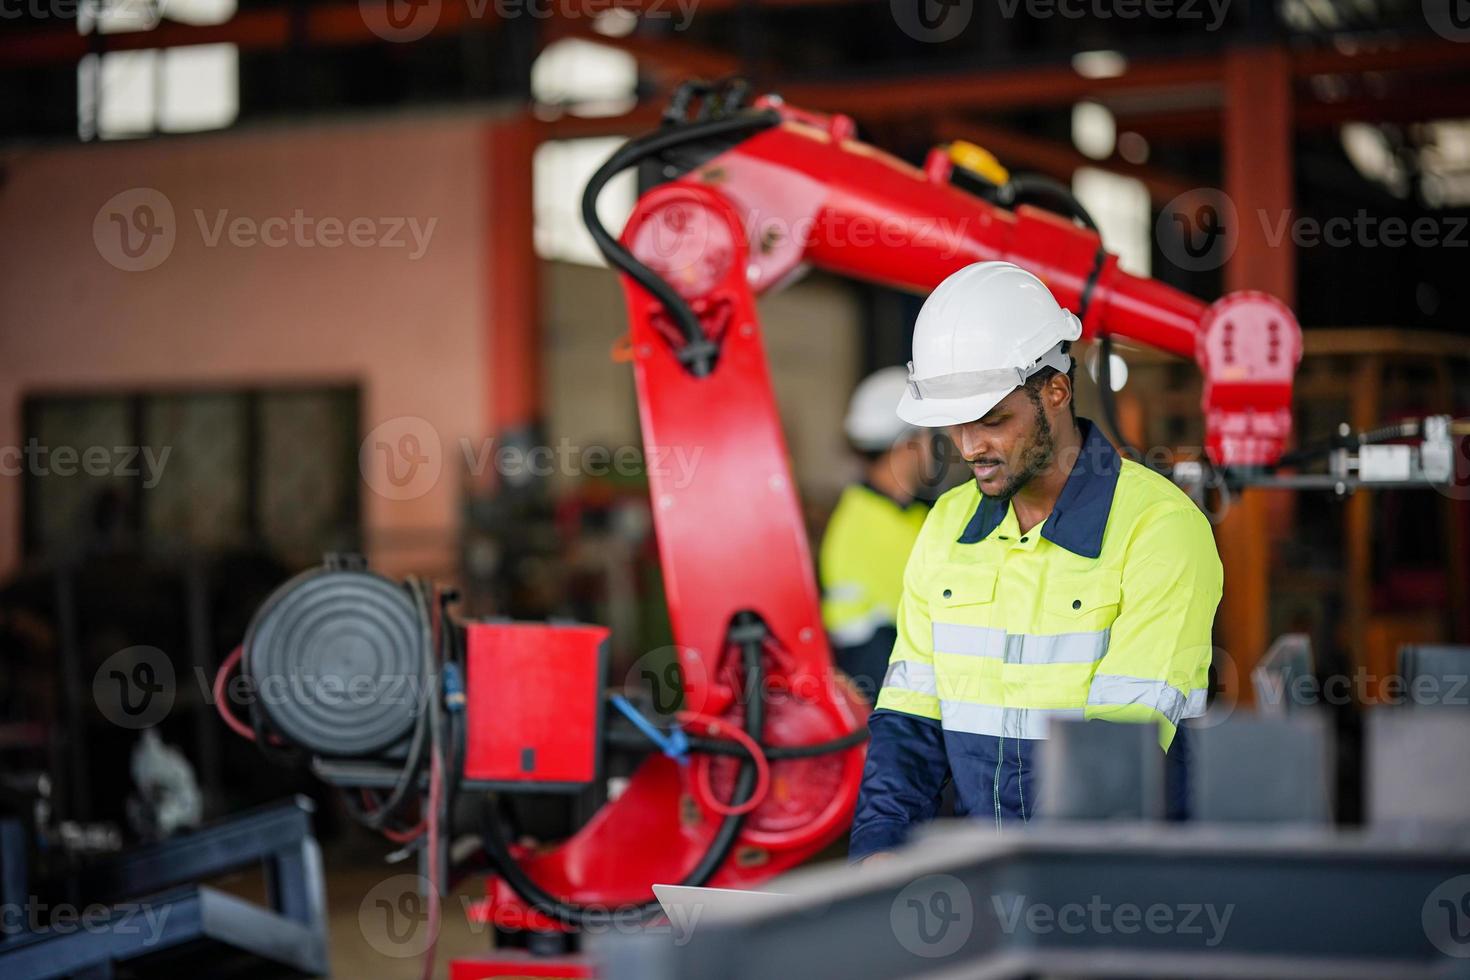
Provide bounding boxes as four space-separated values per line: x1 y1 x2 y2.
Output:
0 114 863 582
0 113 489 580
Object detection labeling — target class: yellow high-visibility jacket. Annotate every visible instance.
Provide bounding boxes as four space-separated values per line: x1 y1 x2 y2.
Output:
819 483 929 648
851 419 1222 858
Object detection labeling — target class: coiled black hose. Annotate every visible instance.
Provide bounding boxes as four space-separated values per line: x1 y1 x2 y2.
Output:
580 109 782 375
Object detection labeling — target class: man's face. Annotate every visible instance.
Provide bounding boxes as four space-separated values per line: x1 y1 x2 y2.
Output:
946 386 1055 500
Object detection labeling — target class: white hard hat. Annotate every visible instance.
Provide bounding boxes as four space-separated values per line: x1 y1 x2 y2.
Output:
844 366 918 452
897 261 1082 428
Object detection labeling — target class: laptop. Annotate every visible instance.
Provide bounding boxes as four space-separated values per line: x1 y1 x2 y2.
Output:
651 884 793 944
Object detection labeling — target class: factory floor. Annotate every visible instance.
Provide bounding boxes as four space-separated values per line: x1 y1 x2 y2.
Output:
321 865 496 979
216 843 502 978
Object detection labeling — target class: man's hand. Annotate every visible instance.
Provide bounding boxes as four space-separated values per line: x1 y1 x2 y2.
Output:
861 851 897 868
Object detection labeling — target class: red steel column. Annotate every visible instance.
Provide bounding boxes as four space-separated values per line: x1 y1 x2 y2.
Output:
1217 45 1295 702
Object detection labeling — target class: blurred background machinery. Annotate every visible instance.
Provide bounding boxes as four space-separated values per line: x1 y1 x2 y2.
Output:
2 0 1470 976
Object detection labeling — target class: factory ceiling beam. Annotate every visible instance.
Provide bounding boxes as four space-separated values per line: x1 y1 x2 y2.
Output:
777 56 1222 118
1114 84 1470 143
543 23 744 83
7 5 1465 95
933 115 1197 207
0 1 498 65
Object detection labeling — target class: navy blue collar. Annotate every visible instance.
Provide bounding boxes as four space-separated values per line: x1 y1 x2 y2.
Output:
956 418 1121 559
859 481 923 511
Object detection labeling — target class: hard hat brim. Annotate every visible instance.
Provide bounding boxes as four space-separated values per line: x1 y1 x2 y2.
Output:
896 385 1014 428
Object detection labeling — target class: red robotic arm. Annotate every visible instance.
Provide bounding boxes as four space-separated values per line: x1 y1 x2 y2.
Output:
474 87 1302 943
622 94 1302 469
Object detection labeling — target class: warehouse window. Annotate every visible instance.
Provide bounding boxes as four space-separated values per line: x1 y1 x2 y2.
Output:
532 38 637 119
530 38 638 265
21 386 360 567
78 45 239 140
1074 167 1150 278
76 0 239 140
534 138 636 266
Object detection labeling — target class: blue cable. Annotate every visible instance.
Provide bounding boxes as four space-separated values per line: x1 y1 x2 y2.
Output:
608 693 689 766
441 662 465 713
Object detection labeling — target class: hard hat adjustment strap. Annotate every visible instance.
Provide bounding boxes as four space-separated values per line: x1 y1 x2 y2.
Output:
907 342 1071 402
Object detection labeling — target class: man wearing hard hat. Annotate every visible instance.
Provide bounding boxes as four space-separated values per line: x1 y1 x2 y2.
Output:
849 261 1222 862
820 367 934 701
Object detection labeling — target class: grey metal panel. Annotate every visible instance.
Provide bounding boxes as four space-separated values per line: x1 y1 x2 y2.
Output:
1397 645 1470 710
1368 711 1470 830
1038 719 1164 821
1190 713 1334 824
596 825 1470 980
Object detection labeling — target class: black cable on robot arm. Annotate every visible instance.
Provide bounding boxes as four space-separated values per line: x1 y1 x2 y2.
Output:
580 109 781 369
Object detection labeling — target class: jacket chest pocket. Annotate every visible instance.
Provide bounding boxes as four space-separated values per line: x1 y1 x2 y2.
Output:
930 567 996 618
1041 569 1122 635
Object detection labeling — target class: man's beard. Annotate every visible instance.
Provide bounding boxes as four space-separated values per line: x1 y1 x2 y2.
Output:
982 401 1056 502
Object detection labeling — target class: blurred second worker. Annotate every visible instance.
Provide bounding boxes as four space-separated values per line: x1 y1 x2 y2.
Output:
819 366 937 701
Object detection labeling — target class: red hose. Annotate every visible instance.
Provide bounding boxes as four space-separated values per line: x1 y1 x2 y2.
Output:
679 710 770 817
213 646 256 741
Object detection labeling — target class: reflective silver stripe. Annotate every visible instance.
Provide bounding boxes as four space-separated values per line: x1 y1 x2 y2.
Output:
828 608 894 647
1088 674 1205 726
1021 631 1110 665
883 660 937 697
932 622 1108 665
932 622 1006 657
939 700 1083 739
823 583 865 604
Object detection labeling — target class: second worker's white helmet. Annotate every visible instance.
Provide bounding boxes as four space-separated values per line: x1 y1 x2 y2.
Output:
897 261 1082 428
844 366 919 452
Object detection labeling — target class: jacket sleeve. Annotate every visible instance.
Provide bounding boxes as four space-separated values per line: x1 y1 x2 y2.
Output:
849 525 950 861
1084 503 1224 749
